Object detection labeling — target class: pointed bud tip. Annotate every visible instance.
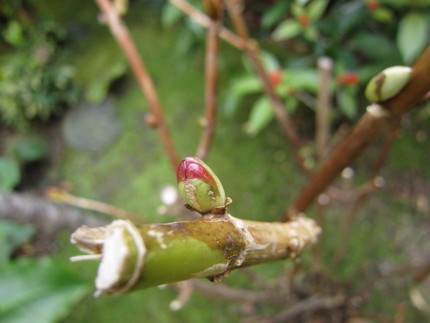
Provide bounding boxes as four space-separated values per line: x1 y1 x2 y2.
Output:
176 156 226 214
176 156 214 185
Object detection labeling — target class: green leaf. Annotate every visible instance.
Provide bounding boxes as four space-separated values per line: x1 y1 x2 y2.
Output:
397 12 428 64
0 221 35 264
0 158 20 191
284 69 319 92
303 25 318 41
307 0 328 20
371 7 394 23
291 3 305 18
3 21 24 47
0 258 89 323
230 76 262 96
261 1 290 29
272 20 301 41
337 88 357 119
285 96 299 114
246 97 274 136
223 76 262 116
354 33 400 61
10 137 47 163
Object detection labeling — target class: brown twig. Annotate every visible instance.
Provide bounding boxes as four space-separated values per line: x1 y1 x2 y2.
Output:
225 0 308 175
331 122 399 264
315 57 333 162
196 0 222 159
191 280 284 304
94 0 179 171
312 57 333 266
46 187 146 224
331 179 382 266
284 46 430 220
271 294 346 322
169 0 248 50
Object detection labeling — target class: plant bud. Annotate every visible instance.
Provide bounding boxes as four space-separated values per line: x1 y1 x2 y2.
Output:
176 156 226 214
365 66 412 103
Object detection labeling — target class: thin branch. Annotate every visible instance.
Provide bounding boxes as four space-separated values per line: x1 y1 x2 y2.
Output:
196 0 222 159
285 46 430 219
315 57 333 162
0 192 106 254
94 0 179 171
169 0 248 50
71 214 320 295
46 187 146 224
272 294 346 322
312 57 333 267
225 0 308 174
191 280 284 304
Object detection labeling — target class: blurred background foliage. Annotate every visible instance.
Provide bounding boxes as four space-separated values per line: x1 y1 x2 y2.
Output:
0 0 429 322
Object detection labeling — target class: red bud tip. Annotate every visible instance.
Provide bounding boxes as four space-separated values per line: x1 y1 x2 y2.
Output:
176 156 215 185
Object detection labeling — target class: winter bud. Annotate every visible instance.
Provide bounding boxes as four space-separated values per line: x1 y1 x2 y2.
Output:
365 66 412 103
176 156 226 214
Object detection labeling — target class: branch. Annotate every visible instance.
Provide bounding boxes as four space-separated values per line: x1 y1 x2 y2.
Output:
0 192 106 253
95 0 180 171
225 0 308 174
196 0 222 160
315 57 333 162
272 294 346 322
285 46 430 219
46 187 146 224
0 192 105 231
169 0 248 50
70 214 320 296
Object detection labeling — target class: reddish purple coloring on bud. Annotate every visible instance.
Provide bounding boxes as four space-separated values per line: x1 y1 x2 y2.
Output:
176 156 215 186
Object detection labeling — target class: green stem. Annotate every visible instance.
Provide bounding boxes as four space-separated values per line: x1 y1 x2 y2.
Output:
71 214 320 296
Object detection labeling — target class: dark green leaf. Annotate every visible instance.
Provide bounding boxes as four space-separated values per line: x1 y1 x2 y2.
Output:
354 33 400 61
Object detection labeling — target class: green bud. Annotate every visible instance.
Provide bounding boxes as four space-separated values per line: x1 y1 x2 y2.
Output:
365 66 412 103
176 156 226 214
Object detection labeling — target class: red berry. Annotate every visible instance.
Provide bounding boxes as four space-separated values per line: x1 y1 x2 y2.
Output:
367 1 379 11
298 15 311 27
336 72 359 86
269 71 282 89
